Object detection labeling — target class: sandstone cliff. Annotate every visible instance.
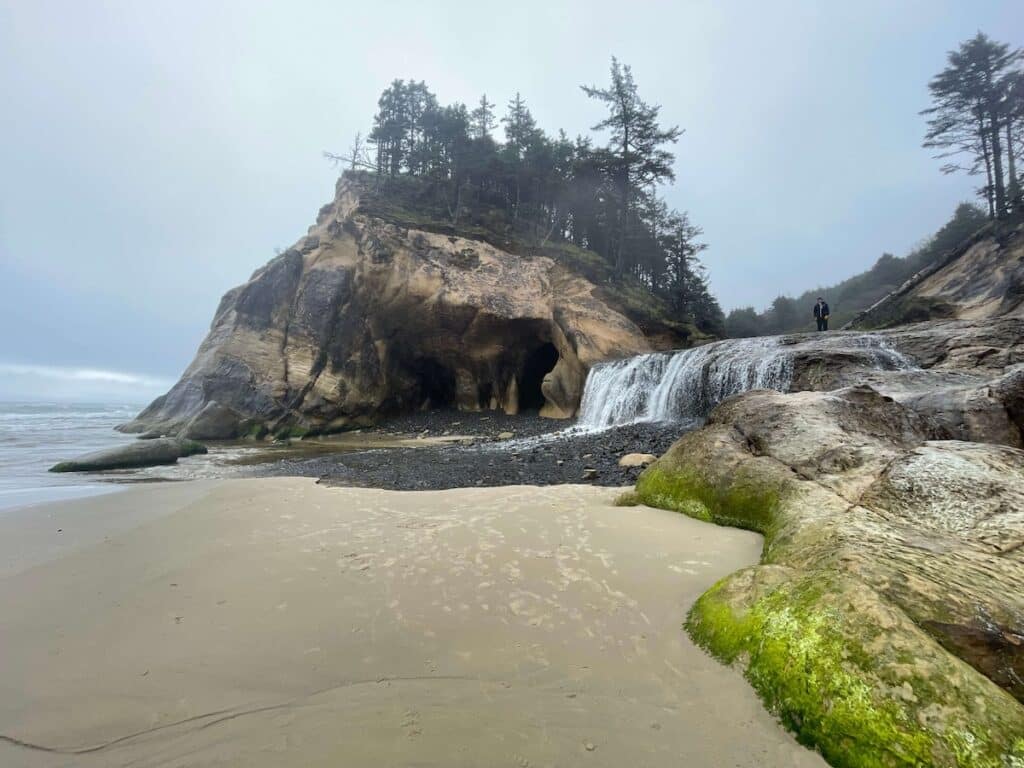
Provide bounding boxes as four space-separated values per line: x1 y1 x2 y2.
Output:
122 174 689 438
846 215 1024 329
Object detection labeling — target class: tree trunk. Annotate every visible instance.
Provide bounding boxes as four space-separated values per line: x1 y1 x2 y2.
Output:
615 127 630 276
980 123 996 219
989 110 1006 218
1007 118 1020 212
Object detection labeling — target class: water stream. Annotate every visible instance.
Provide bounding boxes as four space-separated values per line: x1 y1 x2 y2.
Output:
577 333 913 429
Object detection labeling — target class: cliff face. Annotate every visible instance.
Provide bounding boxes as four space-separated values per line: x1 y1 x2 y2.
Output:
123 176 685 438
847 216 1024 329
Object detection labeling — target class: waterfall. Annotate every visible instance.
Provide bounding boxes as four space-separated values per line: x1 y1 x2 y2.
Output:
577 334 913 429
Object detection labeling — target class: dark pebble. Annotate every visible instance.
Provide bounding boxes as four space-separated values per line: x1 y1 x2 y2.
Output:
245 409 698 491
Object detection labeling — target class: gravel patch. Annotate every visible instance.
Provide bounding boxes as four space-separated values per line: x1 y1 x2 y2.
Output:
246 411 697 490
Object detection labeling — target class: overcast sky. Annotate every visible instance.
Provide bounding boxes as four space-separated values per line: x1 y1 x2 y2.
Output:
1 0 1021 400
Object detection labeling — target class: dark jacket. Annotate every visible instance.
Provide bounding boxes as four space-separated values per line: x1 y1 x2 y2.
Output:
814 301 830 318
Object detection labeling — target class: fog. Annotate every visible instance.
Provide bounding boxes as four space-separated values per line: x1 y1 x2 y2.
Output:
1 0 1020 397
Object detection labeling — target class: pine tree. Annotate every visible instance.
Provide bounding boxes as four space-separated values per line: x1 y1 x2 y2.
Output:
923 33 1021 218
368 79 407 176
470 94 497 140
1004 71 1024 212
352 70 716 332
582 58 683 274
502 93 539 218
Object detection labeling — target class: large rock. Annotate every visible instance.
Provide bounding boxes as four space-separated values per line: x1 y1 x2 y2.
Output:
618 452 657 467
121 175 686 437
833 319 1024 447
633 385 1024 767
50 438 207 472
181 400 248 440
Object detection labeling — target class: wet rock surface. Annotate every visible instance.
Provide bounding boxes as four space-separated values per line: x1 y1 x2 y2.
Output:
634 383 1024 765
50 438 207 472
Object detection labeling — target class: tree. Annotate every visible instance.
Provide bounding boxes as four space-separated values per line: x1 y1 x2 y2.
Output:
368 80 439 177
349 71 716 335
923 33 1022 219
323 131 374 173
766 296 804 333
470 94 497 140
501 92 539 218
1004 71 1024 212
419 103 473 222
582 57 683 273
725 307 761 338
368 79 406 176
401 81 438 176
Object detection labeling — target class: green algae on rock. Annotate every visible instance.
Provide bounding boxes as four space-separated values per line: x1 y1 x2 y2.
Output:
635 384 1024 767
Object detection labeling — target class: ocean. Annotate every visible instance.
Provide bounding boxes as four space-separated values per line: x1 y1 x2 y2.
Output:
0 401 144 511
0 401 325 513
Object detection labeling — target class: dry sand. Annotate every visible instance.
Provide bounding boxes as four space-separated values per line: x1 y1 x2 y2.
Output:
0 479 825 767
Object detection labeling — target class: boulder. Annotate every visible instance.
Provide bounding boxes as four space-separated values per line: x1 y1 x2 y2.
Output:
50 438 207 473
633 385 1024 766
182 401 246 440
618 452 657 468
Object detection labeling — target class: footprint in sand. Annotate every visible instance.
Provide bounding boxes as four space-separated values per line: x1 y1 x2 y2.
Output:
401 708 421 738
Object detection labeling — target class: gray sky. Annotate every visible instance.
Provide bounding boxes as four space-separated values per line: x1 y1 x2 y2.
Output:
1 0 1021 399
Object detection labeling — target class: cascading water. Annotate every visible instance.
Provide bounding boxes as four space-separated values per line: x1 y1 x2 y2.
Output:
577 333 914 429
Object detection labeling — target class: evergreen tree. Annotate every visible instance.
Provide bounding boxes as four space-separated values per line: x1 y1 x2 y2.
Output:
1004 71 1024 212
502 92 539 219
725 307 761 338
368 79 407 176
470 94 497 140
658 209 708 312
923 33 1022 218
767 296 803 333
350 65 722 333
582 58 683 274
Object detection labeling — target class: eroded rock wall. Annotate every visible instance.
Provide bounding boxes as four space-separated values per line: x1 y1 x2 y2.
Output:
847 217 1024 329
124 177 675 437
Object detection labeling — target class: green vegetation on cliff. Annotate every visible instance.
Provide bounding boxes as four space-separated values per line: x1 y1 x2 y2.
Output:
354 171 711 343
330 58 726 337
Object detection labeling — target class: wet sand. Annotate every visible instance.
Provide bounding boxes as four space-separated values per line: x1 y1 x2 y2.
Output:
0 479 825 767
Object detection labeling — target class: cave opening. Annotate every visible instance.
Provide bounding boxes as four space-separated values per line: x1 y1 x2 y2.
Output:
415 358 457 409
518 343 559 411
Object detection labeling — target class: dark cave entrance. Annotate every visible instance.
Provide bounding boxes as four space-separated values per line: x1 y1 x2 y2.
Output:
416 358 457 409
518 343 559 411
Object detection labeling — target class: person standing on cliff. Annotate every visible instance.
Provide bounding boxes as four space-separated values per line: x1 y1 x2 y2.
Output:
814 297 830 331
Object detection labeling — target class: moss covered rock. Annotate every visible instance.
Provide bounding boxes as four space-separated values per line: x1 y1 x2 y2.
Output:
635 385 1024 767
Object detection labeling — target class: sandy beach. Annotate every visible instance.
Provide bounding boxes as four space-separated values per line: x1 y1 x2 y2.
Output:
0 479 824 767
